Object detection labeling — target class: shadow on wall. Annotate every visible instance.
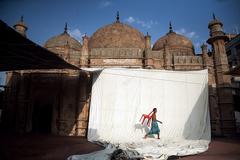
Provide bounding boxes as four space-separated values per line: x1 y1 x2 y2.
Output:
134 123 155 138
0 71 92 137
134 123 150 134
182 82 210 141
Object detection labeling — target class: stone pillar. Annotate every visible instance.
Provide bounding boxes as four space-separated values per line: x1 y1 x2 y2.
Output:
56 74 66 135
75 72 92 136
207 14 236 136
201 43 221 135
15 73 32 134
144 50 153 69
80 34 89 67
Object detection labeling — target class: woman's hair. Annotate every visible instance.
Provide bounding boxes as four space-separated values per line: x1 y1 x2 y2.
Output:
153 108 157 111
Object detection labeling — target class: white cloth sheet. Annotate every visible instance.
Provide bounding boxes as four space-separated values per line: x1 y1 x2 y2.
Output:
68 68 210 160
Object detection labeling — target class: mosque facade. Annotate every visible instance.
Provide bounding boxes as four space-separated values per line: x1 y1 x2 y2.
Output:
2 13 237 136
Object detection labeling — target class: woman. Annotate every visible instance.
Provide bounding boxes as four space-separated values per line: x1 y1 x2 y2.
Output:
144 108 162 139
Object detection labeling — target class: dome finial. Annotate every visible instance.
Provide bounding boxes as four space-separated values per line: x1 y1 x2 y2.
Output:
116 11 120 23
213 13 216 20
64 22 68 33
169 21 173 33
20 16 24 22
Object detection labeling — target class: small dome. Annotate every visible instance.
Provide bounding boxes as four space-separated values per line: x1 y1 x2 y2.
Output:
89 22 145 49
44 24 82 50
153 32 194 52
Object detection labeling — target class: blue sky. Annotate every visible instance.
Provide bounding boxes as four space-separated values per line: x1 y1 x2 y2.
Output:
0 0 240 85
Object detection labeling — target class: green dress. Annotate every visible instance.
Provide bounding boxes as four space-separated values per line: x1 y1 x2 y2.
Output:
148 120 160 134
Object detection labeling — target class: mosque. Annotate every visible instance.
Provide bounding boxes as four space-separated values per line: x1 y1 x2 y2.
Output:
2 13 238 137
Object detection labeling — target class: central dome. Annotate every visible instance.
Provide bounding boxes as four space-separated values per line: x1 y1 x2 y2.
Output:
89 22 145 49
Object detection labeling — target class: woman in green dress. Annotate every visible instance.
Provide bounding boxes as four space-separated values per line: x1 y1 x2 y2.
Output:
144 108 162 139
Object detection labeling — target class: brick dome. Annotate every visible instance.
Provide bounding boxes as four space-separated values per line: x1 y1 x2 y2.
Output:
89 22 145 49
44 24 82 50
153 32 194 53
152 31 194 54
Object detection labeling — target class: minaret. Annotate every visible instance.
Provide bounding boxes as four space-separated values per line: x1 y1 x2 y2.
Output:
144 32 151 49
13 16 28 37
207 14 235 136
81 33 90 67
207 14 230 85
143 32 151 68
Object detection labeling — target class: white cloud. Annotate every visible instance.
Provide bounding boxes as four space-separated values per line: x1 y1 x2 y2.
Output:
176 28 199 39
69 28 82 42
99 1 111 8
187 32 196 38
176 28 186 35
126 16 135 23
125 16 158 29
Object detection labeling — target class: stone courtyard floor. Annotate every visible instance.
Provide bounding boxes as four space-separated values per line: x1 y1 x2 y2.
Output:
0 134 240 160
180 137 240 160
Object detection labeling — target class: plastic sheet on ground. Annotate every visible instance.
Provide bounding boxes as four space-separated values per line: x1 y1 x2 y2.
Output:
68 68 210 160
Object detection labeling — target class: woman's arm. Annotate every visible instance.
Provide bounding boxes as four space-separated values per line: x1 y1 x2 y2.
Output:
157 120 162 124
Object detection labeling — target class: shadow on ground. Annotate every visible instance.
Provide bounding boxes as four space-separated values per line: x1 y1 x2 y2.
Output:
0 134 104 160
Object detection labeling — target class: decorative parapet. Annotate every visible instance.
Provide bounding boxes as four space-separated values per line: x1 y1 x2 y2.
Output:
173 56 203 70
90 48 144 59
174 56 203 64
90 58 143 68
